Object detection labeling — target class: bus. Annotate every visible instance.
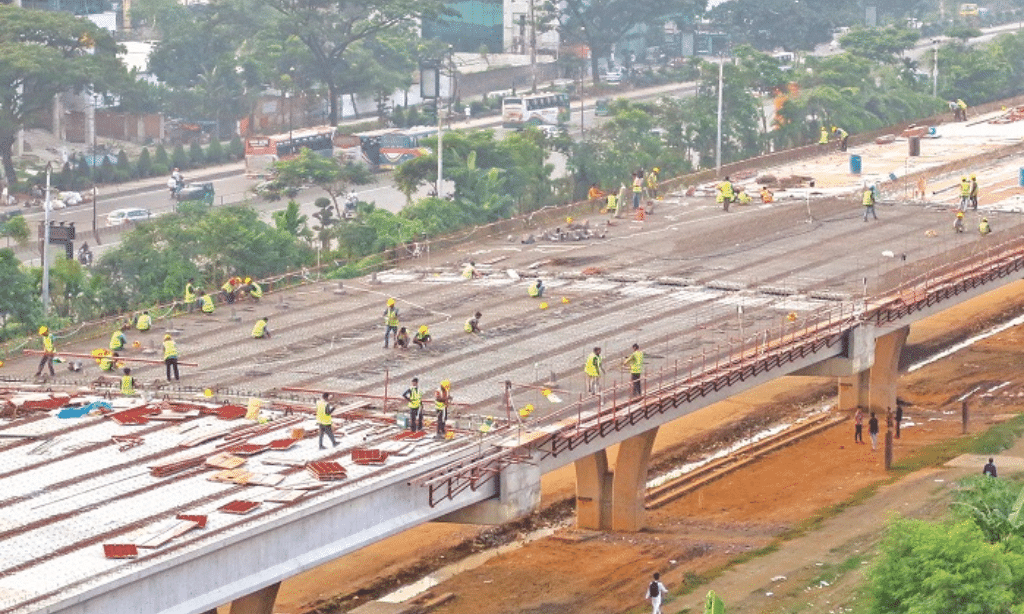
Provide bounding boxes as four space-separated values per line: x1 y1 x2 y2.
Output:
501 93 570 128
244 126 336 178
378 126 436 170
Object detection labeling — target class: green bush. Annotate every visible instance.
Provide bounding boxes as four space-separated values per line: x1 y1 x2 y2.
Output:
229 135 244 160
136 147 152 178
99 156 115 183
113 169 131 183
172 144 188 170
116 150 131 180
150 163 169 177
206 139 223 164
188 142 204 167
154 144 169 167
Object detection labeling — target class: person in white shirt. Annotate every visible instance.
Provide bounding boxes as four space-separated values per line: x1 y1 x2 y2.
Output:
646 572 668 614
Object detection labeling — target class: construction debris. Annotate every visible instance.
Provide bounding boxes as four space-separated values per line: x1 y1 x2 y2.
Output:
149 455 206 478
307 460 347 481
111 435 144 452
351 448 389 466
205 452 246 470
218 500 260 515
102 544 139 559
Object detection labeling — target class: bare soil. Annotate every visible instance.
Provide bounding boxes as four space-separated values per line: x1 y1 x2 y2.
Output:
271 279 1024 614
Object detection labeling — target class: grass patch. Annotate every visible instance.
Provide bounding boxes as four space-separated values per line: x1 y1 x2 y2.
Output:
970 413 1024 455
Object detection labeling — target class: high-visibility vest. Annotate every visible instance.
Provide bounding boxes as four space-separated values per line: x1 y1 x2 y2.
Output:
316 399 332 425
862 189 874 206
100 356 114 371
632 177 642 192
836 128 848 139
819 127 828 144
970 180 979 197
628 350 644 374
584 353 601 377
201 295 215 313
464 318 476 333
163 339 177 360
136 314 152 330
528 282 541 297
435 388 449 410
719 182 734 199
184 283 195 303
221 280 234 293
249 282 263 298
646 172 657 189
960 180 970 196
384 307 399 326
462 264 475 279
980 220 991 235
607 193 617 210
42 334 54 353
110 331 125 351
121 375 135 396
407 387 421 409
252 319 268 338
415 329 430 342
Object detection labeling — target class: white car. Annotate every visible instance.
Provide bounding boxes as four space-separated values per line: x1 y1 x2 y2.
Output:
106 208 152 226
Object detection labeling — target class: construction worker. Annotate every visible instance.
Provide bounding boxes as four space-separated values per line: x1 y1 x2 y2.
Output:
959 176 971 211
252 316 270 339
403 377 423 432
461 261 478 279
120 367 136 396
969 174 979 210
606 189 618 217
163 333 179 381
632 172 643 210
136 310 152 332
199 290 215 314
832 126 849 151
383 298 399 348
587 183 606 201
413 325 431 349
736 188 752 205
395 327 409 349
956 98 968 121
980 217 992 235
624 343 644 397
184 278 197 313
34 326 56 378
818 125 829 146
245 278 263 302
717 177 735 212
110 328 127 352
862 184 877 221
220 277 241 304
646 167 659 200
315 392 338 449
615 183 628 218
99 351 120 372
528 279 545 298
584 347 603 394
954 210 965 233
434 380 452 439
760 186 774 203
465 312 482 334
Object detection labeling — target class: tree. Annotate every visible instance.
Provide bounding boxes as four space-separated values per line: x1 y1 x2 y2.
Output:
136 147 152 178
0 248 39 338
0 214 28 246
709 0 846 53
273 199 311 241
557 0 706 84
0 5 125 183
264 0 447 125
838 26 920 64
271 148 372 218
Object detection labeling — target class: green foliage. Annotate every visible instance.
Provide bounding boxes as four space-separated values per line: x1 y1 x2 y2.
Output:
709 0 844 52
99 156 115 183
272 148 372 216
0 248 40 338
136 147 152 178
116 149 131 180
189 142 205 167
172 144 188 171
0 215 29 246
154 144 169 167
839 26 921 64
947 25 984 41
206 139 223 164
229 135 244 160
953 475 1024 543
869 518 1023 614
972 414 1024 455
272 200 311 240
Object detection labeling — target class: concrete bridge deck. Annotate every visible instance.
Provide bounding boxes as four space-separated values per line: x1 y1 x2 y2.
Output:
3 106 1024 614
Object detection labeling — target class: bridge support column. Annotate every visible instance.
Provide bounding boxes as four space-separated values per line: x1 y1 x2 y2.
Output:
867 326 909 414
575 427 658 532
838 371 869 412
228 582 280 614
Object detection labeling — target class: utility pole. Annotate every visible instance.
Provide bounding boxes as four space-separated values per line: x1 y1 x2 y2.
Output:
529 0 537 92
42 163 52 315
932 40 939 98
715 56 724 175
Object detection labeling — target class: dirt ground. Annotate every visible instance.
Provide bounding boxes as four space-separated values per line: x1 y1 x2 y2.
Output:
270 278 1024 614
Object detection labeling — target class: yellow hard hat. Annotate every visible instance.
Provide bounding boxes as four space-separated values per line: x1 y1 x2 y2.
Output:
539 302 549 309
387 298 395 305
164 334 172 340
561 297 570 304
653 167 660 173
418 325 428 333
983 217 988 222
962 176 967 181
566 216 573 224
38 326 47 335
441 379 450 388
244 277 251 284
956 211 964 217
970 174 976 179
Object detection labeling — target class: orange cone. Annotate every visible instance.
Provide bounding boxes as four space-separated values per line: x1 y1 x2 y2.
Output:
635 208 645 221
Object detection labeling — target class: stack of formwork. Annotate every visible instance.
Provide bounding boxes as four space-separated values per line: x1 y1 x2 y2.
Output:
306 461 347 481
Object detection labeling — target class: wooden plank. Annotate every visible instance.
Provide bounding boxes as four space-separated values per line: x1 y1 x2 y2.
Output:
136 520 199 549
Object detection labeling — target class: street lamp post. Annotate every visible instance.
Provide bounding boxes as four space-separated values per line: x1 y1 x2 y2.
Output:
715 55 724 175
92 93 99 242
42 163 52 315
932 40 939 98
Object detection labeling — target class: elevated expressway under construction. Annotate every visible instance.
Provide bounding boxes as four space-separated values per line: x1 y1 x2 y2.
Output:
4 103 1024 614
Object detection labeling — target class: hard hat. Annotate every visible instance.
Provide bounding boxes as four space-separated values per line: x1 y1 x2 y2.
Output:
831 126 837 132
957 211 964 217
387 298 395 305
38 326 47 335
418 325 428 333
653 167 660 173
970 174 976 179
441 379 450 388
983 217 988 222
962 176 967 180
244 277 251 284
539 302 549 309
203 388 213 397
566 216 573 224
561 297 570 304
164 334 172 340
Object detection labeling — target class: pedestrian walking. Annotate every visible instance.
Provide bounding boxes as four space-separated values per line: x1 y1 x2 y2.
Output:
869 411 880 450
886 406 894 432
403 377 423 432
623 343 644 397
646 572 668 614
163 334 180 381
862 185 877 221
434 380 452 439
35 326 56 378
983 457 998 477
854 407 864 444
895 405 903 439
584 347 603 394
316 392 338 449
383 298 400 348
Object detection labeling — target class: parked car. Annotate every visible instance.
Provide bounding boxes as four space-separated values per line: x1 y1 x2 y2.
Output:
173 182 215 204
604 70 623 84
106 208 152 226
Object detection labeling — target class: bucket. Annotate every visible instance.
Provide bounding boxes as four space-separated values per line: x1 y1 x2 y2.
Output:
1019 167 1024 187
850 154 862 175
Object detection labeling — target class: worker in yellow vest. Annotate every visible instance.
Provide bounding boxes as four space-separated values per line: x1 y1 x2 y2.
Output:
383 297 400 348
528 279 544 298
862 185 877 221
184 278 197 312
199 290 215 314
584 347 603 394
403 377 423 432
434 380 452 439
163 334 179 381
959 176 971 211
110 328 126 352
646 167 659 200
35 326 56 378
136 310 152 332
252 316 270 339
980 217 992 235
760 186 774 203
245 277 263 302
413 325 431 349
623 343 644 397
819 125 829 145
315 392 337 449
120 367 136 396
606 190 618 217
717 177 735 212
465 312 482 334
631 172 643 210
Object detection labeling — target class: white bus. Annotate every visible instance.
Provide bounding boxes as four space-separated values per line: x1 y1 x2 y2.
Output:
501 93 571 128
